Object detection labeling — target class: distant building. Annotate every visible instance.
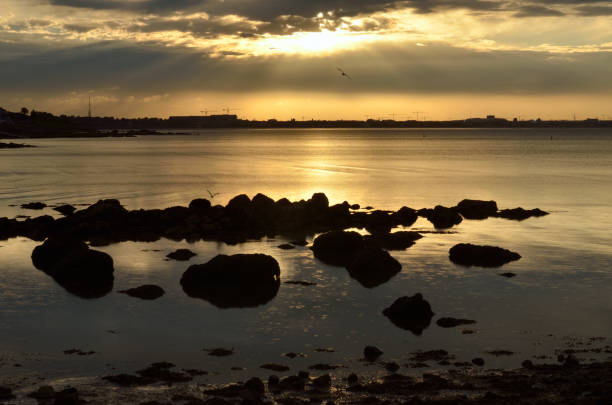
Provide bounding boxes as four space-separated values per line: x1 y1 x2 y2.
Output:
486 115 496 120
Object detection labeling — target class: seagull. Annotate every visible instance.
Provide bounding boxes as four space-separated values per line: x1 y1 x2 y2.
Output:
337 67 352 79
206 189 220 199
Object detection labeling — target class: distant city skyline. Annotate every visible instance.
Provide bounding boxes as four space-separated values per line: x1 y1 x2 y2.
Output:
1 0 611 119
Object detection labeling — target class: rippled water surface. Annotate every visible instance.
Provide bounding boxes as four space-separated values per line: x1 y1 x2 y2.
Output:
1 128 611 385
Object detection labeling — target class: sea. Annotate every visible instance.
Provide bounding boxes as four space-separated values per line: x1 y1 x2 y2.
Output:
1 128 611 387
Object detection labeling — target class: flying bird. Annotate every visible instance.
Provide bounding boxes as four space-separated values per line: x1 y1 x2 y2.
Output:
337 67 352 79
206 189 220 199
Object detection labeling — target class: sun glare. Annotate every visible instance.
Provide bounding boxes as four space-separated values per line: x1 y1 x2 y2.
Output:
261 30 373 55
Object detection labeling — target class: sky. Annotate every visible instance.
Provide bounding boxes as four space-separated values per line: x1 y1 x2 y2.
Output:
1 0 611 120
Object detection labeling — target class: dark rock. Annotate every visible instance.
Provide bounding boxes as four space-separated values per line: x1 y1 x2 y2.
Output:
384 362 400 373
455 199 498 220
268 375 280 386
54 387 79 405
486 350 514 356
290 239 308 246
252 193 276 218
392 207 418 227
277 244 295 250
500 272 517 278
22 202 47 210
472 358 485 366
419 205 462 229
166 248 197 261
347 373 359 385
410 350 452 363
364 346 383 362
436 317 477 328
497 207 549 221
181 254 280 308
29 385 56 400
260 364 290 372
564 354 580 368
312 374 332 389
53 204 76 216
0 141 35 149
309 193 329 212
0 386 14 400
119 285 165 300
136 362 192 384
350 204 360 210
189 198 211 211
365 211 394 235
205 348 234 357
382 293 434 335
521 360 534 368
225 194 252 222
346 248 402 288
31 236 114 298
364 231 422 251
449 243 521 267
277 374 307 391
312 231 364 267
284 281 316 286
244 377 265 394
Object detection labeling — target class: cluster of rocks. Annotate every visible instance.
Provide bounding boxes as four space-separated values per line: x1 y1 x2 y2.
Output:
1 194 548 245
0 141 35 149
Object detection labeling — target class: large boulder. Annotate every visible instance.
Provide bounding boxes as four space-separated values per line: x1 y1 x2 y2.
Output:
346 248 402 288
252 193 276 218
419 206 462 229
455 199 498 220
180 254 280 308
382 293 434 335
31 237 114 298
312 231 365 267
449 243 521 267
119 285 165 300
309 192 329 212
225 194 252 222
497 207 549 221
78 199 127 220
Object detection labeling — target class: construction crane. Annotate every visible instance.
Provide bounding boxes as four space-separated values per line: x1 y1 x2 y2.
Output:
222 108 241 114
200 110 218 116
413 111 425 121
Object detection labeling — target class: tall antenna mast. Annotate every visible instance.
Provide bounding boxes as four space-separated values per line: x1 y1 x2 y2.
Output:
88 96 92 118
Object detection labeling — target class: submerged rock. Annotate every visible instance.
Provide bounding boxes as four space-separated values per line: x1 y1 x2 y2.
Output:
382 293 435 335
346 248 402 288
180 254 280 308
364 231 422 251
166 249 197 261
31 236 114 298
449 243 521 267
21 202 46 210
436 317 477 328
119 285 165 300
364 346 383 362
312 231 364 267
497 207 549 221
455 199 498 220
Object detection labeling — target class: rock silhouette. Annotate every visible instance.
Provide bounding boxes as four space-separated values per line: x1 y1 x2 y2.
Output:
418 206 463 229
31 237 114 298
449 243 521 267
312 230 365 267
180 254 280 308
497 207 549 221
119 285 165 300
454 199 498 220
383 293 435 335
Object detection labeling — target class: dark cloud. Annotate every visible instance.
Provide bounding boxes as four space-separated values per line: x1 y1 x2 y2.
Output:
514 5 565 17
1 40 610 95
63 23 97 33
575 5 612 16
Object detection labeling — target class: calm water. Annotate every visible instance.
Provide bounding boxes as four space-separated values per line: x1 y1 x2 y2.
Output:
1 128 612 388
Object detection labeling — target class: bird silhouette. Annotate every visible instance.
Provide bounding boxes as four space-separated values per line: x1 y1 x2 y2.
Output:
337 67 352 79
206 189 220 199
